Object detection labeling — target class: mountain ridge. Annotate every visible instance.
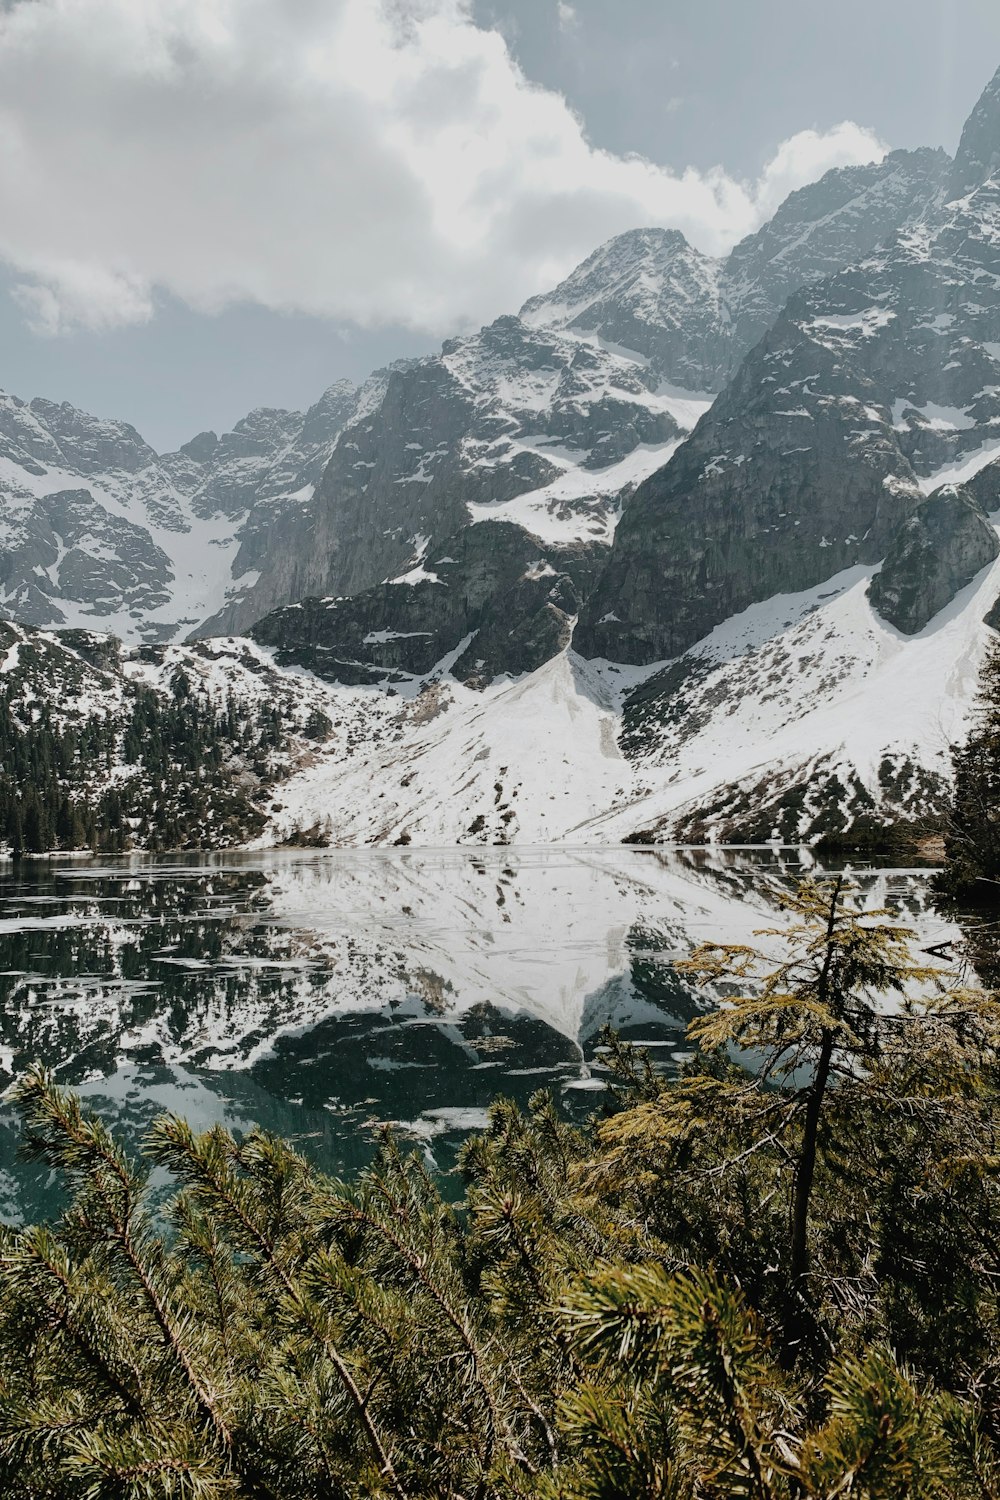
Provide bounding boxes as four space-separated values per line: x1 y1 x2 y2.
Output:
5 66 1000 850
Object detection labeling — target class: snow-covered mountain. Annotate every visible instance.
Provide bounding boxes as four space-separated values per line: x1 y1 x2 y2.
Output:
228 62 1000 844
519 150 948 390
0 135 949 658
0 379 361 642
196 147 952 650
6 66 1000 849
519 228 727 391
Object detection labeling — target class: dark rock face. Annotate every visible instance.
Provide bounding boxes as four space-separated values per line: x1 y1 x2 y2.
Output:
208 318 680 637
578 67 1000 666
868 485 999 633
24 399 157 475
964 456 1000 514
0 487 174 629
250 521 599 686
948 64 1000 199
56 629 125 674
576 322 919 662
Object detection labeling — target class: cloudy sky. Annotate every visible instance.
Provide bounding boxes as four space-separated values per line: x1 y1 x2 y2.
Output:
2 0 1000 450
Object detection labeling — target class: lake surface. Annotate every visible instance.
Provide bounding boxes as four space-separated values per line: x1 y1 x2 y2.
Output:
0 847 957 1223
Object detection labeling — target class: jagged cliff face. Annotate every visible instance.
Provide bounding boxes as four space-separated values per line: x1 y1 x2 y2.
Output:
578 67 1000 665
518 151 949 390
867 482 999 634
0 381 360 643
201 316 692 638
250 521 602 688
949 64 1000 199
574 327 920 663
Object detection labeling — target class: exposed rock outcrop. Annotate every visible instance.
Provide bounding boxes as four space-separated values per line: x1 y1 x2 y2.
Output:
869 484 999 633
575 323 919 663
249 521 599 686
722 148 949 361
578 68 1000 667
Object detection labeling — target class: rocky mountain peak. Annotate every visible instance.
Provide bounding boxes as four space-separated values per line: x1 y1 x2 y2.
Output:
299 379 361 446
519 227 717 309
179 430 220 465
948 63 1000 199
25 397 157 476
520 226 709 326
518 227 723 389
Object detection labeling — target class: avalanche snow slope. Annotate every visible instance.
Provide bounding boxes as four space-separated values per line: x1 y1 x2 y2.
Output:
257 652 636 847
256 543 997 848
586 553 1000 844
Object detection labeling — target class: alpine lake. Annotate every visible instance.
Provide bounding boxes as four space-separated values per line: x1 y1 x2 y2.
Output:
0 846 960 1224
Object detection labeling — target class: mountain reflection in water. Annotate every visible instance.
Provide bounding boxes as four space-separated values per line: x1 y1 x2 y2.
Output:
0 847 956 1223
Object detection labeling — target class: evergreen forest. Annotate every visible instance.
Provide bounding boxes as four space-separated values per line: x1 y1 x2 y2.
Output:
0 667 303 855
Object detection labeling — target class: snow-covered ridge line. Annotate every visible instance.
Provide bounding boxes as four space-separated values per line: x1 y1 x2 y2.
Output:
1 511 994 856
0 381 363 646
243 546 997 848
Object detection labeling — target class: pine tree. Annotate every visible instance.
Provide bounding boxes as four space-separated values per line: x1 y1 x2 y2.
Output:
594 879 964 1365
22 789 48 854
942 642 1000 901
7 801 23 861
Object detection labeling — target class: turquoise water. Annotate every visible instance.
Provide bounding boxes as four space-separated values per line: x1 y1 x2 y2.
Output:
0 847 951 1222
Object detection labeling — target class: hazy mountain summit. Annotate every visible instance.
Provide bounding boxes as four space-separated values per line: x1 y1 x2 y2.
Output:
0 379 361 641
0 132 949 654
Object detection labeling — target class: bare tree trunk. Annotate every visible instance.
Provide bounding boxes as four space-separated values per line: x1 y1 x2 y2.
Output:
789 1025 834 1287
786 876 842 1355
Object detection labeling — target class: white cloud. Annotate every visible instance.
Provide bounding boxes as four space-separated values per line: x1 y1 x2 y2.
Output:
10 261 154 336
754 122 891 220
556 2 578 32
0 0 887 338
